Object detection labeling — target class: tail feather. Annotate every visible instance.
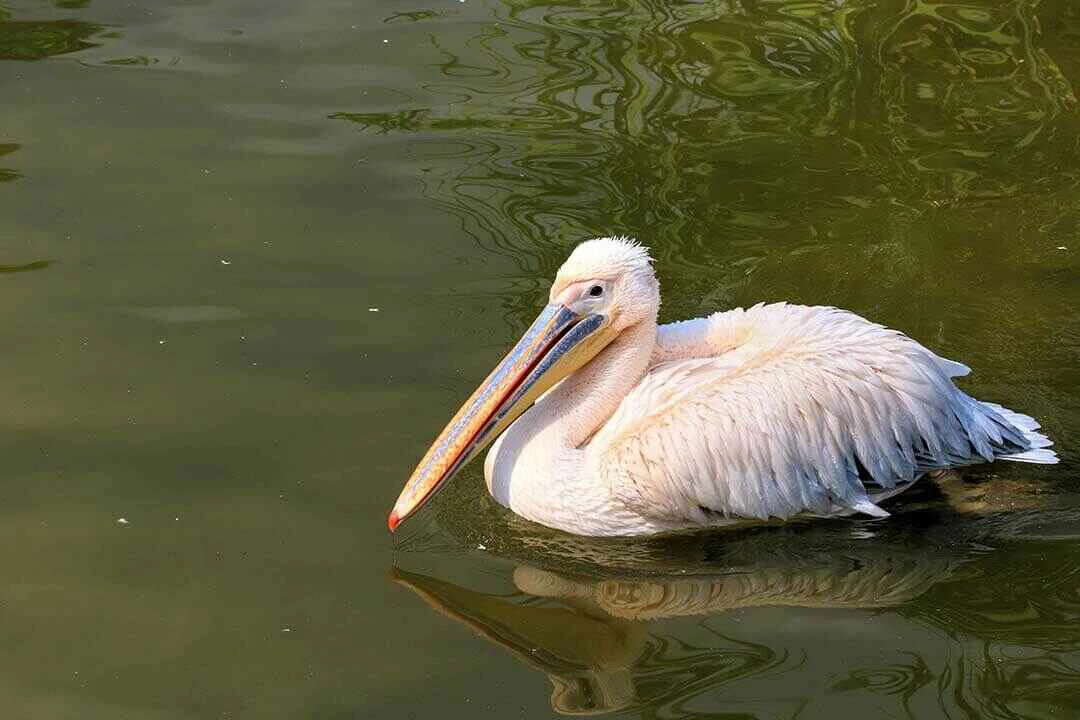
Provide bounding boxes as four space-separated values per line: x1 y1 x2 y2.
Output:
999 448 1058 464
937 355 971 378
982 402 1059 465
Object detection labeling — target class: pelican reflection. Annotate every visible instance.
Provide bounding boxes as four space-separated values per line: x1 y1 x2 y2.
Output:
393 538 958 714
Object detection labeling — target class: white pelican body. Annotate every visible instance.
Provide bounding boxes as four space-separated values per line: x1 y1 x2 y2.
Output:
391 237 1057 537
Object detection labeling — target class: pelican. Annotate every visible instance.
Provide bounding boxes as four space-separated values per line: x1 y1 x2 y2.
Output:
389 237 1057 536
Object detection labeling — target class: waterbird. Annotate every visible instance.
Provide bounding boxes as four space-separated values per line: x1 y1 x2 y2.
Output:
389 237 1057 536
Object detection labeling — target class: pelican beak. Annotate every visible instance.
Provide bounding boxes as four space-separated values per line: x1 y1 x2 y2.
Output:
389 304 612 531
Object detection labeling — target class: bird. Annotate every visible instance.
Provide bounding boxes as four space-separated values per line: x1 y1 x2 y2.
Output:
389 236 1057 536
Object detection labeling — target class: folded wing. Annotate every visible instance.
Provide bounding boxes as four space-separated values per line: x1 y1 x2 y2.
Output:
589 303 1048 524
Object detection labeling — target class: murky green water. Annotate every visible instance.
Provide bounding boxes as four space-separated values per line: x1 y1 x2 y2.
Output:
2 0 1079 716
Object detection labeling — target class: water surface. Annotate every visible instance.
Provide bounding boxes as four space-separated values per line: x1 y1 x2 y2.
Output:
2 0 1078 717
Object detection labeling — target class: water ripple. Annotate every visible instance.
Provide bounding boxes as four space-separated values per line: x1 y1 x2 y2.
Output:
334 0 1080 295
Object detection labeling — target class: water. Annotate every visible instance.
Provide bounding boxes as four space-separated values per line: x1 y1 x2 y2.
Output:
2 0 1078 716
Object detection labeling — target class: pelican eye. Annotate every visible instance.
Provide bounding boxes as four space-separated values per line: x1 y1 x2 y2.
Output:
588 285 604 297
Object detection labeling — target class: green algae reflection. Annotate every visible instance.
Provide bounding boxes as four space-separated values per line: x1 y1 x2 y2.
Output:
0 18 104 60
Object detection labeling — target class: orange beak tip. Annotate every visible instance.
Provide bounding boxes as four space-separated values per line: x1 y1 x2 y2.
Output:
387 510 401 532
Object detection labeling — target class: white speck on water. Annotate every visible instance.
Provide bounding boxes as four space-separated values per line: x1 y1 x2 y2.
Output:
117 518 129 525
1057 246 1068 250
476 543 486 550
281 627 292 633
382 39 389 44
158 339 166 345
220 258 231 265
368 307 380 312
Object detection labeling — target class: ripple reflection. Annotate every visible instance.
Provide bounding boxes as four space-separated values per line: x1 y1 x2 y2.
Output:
395 499 1080 716
333 0 1080 288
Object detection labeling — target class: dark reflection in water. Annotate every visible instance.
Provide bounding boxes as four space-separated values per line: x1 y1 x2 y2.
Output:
1 4 105 276
395 495 1080 717
0 143 19 183
335 0 1080 304
0 18 104 60
0 260 52 274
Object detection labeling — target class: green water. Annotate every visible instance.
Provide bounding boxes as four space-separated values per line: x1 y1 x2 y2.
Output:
2 0 1079 716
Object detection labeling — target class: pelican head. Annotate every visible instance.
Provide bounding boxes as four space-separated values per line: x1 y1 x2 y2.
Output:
389 236 658 531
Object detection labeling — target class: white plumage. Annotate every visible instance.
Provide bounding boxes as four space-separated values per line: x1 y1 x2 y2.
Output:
482 237 1056 536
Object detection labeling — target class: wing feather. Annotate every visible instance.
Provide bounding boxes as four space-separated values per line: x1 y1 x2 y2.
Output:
589 304 1040 524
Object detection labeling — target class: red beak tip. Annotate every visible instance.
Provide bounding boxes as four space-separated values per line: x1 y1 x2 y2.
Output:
387 510 401 532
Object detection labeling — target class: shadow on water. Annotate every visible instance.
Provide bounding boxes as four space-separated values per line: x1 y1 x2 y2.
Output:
393 485 1080 716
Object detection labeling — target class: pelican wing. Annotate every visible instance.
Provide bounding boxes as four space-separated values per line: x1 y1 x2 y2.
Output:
590 303 1045 524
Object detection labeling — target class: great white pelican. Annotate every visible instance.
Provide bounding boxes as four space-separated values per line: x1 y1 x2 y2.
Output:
389 237 1057 536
